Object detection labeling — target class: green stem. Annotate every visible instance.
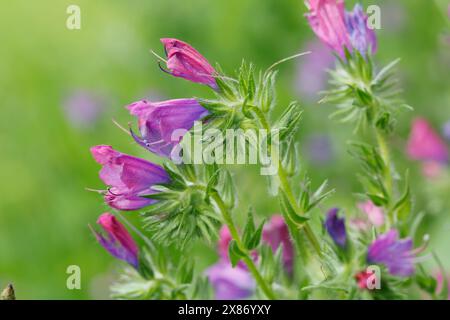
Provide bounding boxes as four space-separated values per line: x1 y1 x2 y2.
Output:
374 128 394 226
249 106 323 259
210 191 276 300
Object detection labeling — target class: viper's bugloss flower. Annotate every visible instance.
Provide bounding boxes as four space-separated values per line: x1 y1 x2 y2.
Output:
206 261 255 300
92 213 139 268
263 215 294 273
160 38 218 89
218 225 233 261
305 1 376 58
344 4 377 56
407 117 449 164
324 208 347 248
90 145 170 210
127 98 209 159
358 200 384 227
367 229 415 277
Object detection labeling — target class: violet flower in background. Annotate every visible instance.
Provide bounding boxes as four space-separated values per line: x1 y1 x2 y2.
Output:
92 213 139 268
127 98 209 159
443 121 450 141
206 261 255 300
217 225 233 261
294 40 334 101
367 229 415 277
263 215 294 274
305 134 334 164
358 200 384 227
90 145 170 211
324 208 347 248
344 3 377 56
62 90 104 129
305 0 377 58
160 38 218 89
407 117 449 164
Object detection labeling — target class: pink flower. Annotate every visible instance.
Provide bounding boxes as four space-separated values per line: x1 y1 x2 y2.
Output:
262 215 294 273
91 213 139 268
358 200 384 227
160 38 217 89
407 117 449 164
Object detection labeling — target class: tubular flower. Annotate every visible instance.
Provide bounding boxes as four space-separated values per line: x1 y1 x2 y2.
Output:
367 229 415 277
344 4 377 56
90 145 170 210
127 98 209 159
407 117 449 164
305 1 377 58
92 213 139 268
324 208 347 248
160 38 218 89
262 215 294 273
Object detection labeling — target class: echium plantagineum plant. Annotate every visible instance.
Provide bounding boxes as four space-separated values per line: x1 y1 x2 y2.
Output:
87 0 448 300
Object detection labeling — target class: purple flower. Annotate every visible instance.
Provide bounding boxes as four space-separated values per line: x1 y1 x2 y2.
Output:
206 262 255 300
127 99 209 159
367 229 415 277
263 215 294 274
305 1 377 58
305 0 351 58
443 121 450 141
294 40 334 101
306 134 334 164
407 117 449 164
63 90 104 129
160 38 218 89
91 213 139 268
324 208 347 248
90 145 170 211
344 4 377 56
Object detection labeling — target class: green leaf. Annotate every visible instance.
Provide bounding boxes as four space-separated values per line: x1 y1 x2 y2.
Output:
393 171 411 222
228 240 246 267
279 188 309 225
242 207 256 249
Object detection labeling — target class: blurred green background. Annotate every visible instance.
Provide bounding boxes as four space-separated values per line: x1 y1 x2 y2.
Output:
0 0 449 299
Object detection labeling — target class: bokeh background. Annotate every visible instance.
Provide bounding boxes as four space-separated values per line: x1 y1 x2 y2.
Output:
0 0 449 299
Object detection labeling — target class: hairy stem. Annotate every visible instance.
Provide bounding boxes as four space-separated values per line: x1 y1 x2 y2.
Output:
210 191 277 300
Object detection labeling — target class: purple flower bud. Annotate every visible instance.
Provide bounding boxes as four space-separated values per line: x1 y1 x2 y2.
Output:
305 0 352 58
92 213 139 268
324 208 347 248
407 117 449 164
160 38 218 89
367 229 415 277
344 4 377 56
127 98 209 159
206 261 255 300
262 215 294 274
90 145 170 210
305 1 377 58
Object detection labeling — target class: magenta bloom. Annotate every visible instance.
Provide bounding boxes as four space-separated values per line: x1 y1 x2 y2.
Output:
344 4 377 56
90 145 170 211
127 98 208 159
92 213 139 268
218 225 233 261
367 229 415 277
407 117 449 164
206 262 255 300
358 200 384 227
324 208 347 248
305 0 351 57
263 215 294 273
160 38 217 89
305 1 377 58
